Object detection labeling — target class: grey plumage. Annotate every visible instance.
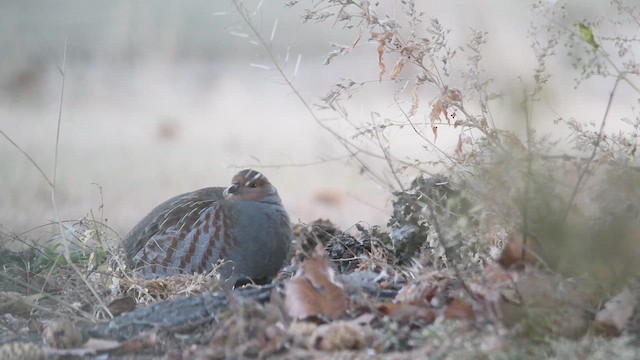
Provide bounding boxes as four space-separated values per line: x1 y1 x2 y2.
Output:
123 170 292 286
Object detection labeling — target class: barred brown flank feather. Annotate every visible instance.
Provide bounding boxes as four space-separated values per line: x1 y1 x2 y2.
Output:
181 225 201 270
199 209 220 272
162 235 180 269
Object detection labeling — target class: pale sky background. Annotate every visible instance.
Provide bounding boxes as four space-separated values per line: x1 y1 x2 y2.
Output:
1 0 637 245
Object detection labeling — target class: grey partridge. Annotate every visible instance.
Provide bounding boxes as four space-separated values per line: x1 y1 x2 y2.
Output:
123 169 292 286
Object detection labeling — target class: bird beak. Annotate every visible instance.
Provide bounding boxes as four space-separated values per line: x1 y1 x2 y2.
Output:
225 184 240 196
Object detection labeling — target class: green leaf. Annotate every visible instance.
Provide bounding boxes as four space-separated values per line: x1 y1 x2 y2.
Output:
577 21 599 50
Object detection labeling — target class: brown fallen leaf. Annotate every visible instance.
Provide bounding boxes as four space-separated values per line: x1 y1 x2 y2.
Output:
444 298 476 321
107 296 136 317
119 333 157 354
285 248 347 321
378 302 436 325
498 231 542 269
593 287 637 336
309 321 365 351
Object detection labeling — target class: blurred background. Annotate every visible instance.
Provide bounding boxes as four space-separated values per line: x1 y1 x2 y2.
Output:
0 0 631 244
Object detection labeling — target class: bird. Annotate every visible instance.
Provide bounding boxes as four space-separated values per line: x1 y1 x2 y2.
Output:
123 169 292 286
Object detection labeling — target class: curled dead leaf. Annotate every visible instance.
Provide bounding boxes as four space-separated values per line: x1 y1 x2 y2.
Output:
444 298 475 321
390 57 407 80
446 88 463 102
498 231 542 269
372 32 393 81
456 134 464 158
285 250 347 321
377 42 386 81
378 303 436 324
430 99 444 125
107 296 136 317
409 86 420 117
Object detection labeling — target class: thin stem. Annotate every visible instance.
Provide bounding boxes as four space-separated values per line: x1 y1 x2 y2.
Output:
0 129 53 187
561 76 622 223
49 38 113 320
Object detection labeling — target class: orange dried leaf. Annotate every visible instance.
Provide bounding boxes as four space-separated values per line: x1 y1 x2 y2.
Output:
377 42 386 81
446 88 463 102
409 86 419 117
456 134 464 158
390 57 407 80
430 99 444 125
372 32 392 82
499 232 541 268
444 298 475 321
378 303 436 324
443 107 450 125
285 252 347 321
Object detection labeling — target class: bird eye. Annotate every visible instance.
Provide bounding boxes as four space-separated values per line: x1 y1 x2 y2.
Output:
249 183 258 188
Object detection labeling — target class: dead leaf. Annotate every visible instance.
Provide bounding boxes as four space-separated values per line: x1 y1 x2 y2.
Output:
456 134 464 158
377 42 386 81
446 88 463 102
593 287 637 336
107 296 136 317
309 321 365 351
285 249 348 321
390 57 407 80
432 126 438 143
372 32 392 81
409 86 420 117
444 298 475 321
378 303 436 324
498 231 541 268
430 99 444 124
119 333 157 354
395 271 455 306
